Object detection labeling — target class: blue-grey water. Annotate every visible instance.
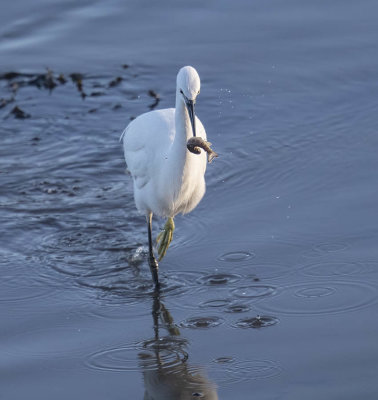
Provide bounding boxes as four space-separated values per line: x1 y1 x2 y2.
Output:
1 0 378 399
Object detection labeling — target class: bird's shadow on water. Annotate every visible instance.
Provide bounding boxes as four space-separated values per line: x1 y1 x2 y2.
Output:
139 290 219 399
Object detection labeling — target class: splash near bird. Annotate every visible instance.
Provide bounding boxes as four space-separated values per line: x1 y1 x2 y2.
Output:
121 66 217 287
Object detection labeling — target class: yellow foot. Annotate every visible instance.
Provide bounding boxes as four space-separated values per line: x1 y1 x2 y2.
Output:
156 217 175 261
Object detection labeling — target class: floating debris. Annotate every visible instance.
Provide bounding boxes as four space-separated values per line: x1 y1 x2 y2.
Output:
148 89 160 110
46 188 57 194
57 74 67 84
0 68 141 113
0 72 34 80
69 73 84 82
148 89 159 98
70 73 86 98
28 69 57 90
1 70 59 91
10 82 19 93
10 106 30 119
0 97 14 109
31 136 40 146
109 77 123 88
90 91 105 97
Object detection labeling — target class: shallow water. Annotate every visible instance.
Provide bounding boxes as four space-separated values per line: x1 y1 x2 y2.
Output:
1 0 378 399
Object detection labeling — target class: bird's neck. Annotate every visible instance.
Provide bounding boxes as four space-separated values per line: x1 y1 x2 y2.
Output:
174 93 193 144
160 94 193 198
169 94 192 164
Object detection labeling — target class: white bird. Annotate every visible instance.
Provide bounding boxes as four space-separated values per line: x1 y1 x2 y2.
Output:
121 66 209 287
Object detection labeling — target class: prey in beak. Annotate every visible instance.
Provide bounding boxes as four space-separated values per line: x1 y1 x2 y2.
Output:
181 91 218 163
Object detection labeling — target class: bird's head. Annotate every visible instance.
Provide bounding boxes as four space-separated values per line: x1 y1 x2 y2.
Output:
177 66 201 137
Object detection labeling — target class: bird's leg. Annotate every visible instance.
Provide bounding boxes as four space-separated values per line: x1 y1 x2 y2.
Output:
147 213 160 288
156 217 175 261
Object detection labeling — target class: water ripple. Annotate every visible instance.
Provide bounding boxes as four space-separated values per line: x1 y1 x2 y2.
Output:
314 242 349 253
196 273 242 286
4 326 101 359
85 338 188 373
257 281 378 316
199 298 254 314
295 286 335 298
0 252 55 303
224 304 251 313
33 226 137 282
246 262 294 280
301 261 378 278
302 242 349 258
174 238 302 280
199 298 232 309
78 270 204 306
217 251 255 262
209 358 282 384
231 285 277 300
232 315 279 329
180 316 224 329
0 275 54 303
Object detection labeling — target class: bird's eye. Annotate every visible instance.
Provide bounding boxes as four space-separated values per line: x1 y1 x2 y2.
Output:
180 89 183 94
197 90 200 95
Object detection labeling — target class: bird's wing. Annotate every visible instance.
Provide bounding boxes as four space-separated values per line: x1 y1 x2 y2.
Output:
122 109 175 190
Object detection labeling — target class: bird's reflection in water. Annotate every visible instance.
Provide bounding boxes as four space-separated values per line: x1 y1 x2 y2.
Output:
139 290 218 400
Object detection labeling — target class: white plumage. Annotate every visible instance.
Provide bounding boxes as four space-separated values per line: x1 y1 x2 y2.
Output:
121 108 207 217
121 66 208 286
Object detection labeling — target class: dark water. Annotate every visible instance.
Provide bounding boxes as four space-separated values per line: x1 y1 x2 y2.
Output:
1 0 378 398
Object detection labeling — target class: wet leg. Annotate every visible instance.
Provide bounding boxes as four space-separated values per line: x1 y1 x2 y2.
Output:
147 213 159 288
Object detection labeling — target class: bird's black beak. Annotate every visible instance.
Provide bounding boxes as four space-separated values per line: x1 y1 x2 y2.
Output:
186 99 196 137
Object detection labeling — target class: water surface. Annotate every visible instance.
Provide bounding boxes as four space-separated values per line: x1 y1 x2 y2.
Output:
1 0 378 399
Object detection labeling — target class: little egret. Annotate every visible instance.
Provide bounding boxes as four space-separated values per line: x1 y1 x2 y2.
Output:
121 66 209 287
